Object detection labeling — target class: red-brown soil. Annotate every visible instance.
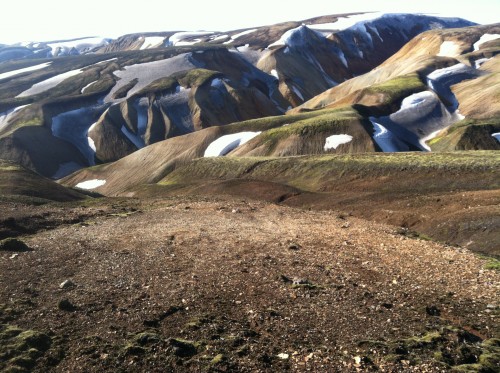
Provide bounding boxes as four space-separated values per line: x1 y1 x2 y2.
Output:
1 195 498 372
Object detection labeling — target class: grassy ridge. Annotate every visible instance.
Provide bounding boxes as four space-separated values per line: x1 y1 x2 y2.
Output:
160 151 500 191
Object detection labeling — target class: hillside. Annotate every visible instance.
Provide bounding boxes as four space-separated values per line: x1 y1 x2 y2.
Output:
0 13 489 179
1 194 499 372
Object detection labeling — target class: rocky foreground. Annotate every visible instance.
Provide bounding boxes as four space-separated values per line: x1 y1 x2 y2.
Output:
0 195 499 372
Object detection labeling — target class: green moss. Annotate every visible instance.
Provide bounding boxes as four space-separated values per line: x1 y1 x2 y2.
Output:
160 151 500 192
258 107 359 144
484 257 500 271
177 68 222 87
137 76 178 95
365 73 427 105
122 331 160 356
169 338 203 357
0 324 52 372
210 353 225 365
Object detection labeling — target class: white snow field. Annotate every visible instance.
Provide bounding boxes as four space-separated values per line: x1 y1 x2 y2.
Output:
400 91 435 109
140 36 165 50
473 34 500 51
75 179 106 189
370 120 400 152
437 41 461 57
104 53 198 102
223 29 257 44
17 68 84 97
268 25 324 48
47 37 109 56
204 132 261 157
308 12 385 32
323 134 353 150
169 31 215 46
0 105 29 131
0 62 51 80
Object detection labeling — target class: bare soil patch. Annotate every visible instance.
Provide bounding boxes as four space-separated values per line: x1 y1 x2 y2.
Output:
0 195 498 372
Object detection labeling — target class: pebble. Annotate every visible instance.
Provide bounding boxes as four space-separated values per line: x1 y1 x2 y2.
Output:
60 279 75 289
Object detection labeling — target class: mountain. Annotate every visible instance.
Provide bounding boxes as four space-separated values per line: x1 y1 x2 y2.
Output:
1 13 491 182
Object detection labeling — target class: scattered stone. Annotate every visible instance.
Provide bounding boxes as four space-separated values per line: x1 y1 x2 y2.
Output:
0 238 31 252
292 277 309 285
59 280 75 289
426 305 441 316
169 338 201 357
58 299 76 312
232 208 240 213
288 243 301 250
277 353 289 360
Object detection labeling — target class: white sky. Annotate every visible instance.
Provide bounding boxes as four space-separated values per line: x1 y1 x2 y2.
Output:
0 0 498 44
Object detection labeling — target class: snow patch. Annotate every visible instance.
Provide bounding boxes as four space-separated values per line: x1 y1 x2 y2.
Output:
0 62 51 80
169 31 214 46
75 179 106 190
211 34 229 41
87 136 96 152
324 134 353 150
492 133 500 143
291 85 304 101
268 25 324 48
400 91 435 110
204 132 261 157
473 34 500 51
81 80 98 94
474 57 491 69
427 63 469 81
140 36 165 50
225 29 257 43
270 69 279 79
17 68 84 97
0 105 29 130
437 41 461 57
338 50 348 68
308 12 385 31
370 120 399 152
105 53 198 102
47 37 109 56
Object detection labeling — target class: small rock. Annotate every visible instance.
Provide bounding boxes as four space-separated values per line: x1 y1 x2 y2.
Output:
426 305 441 316
169 338 199 357
0 238 31 252
58 298 76 312
59 280 75 289
232 208 240 214
288 243 301 250
277 353 289 360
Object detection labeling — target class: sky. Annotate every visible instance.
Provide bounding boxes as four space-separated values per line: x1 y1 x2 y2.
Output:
0 0 498 44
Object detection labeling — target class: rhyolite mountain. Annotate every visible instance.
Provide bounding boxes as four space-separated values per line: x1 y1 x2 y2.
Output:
0 12 498 186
